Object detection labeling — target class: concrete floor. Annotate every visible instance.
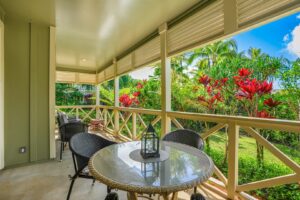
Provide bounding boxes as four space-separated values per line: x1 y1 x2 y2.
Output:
0 139 225 200
0 144 130 200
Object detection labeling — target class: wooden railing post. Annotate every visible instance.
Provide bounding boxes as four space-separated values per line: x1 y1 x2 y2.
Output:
159 23 171 136
104 109 107 128
76 107 79 120
95 84 100 120
113 59 120 136
132 112 137 140
227 122 239 199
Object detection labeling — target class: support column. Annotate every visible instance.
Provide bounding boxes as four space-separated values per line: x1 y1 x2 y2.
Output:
0 19 4 169
227 122 239 199
95 84 100 119
113 59 120 135
49 26 56 159
159 23 171 136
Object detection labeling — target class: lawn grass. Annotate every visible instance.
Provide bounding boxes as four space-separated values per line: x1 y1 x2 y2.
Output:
207 132 300 167
204 132 300 200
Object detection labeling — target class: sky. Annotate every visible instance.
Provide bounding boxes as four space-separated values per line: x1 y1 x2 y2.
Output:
233 12 300 61
130 12 300 80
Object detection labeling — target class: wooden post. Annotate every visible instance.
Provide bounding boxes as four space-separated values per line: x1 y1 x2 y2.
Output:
76 107 79 120
104 109 107 127
49 26 56 159
0 19 4 168
114 59 120 136
132 112 137 140
227 122 239 199
159 23 171 136
95 84 100 119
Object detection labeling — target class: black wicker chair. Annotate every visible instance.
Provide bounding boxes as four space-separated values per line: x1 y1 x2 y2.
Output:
57 112 66 127
67 133 117 200
162 129 204 150
59 122 88 161
163 129 205 200
57 112 80 126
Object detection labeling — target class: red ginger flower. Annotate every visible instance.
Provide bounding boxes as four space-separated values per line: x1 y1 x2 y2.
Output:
214 92 223 102
264 98 281 108
233 76 242 85
133 91 140 97
236 79 260 100
119 94 130 102
206 86 212 93
119 94 132 107
132 97 139 105
221 78 228 84
209 96 217 104
137 82 143 90
238 68 251 77
258 81 272 95
198 75 211 86
213 80 219 87
198 96 206 102
256 110 274 118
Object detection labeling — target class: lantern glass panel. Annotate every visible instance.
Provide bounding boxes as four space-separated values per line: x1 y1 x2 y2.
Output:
140 124 160 159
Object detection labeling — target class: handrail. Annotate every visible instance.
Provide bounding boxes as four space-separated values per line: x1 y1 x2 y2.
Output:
57 105 300 130
55 104 300 199
167 111 300 133
56 105 97 108
113 106 162 116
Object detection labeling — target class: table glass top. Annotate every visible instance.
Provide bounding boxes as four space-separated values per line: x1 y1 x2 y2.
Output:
90 141 214 189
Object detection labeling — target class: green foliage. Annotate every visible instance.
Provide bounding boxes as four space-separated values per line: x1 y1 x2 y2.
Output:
57 39 300 200
99 84 114 106
139 78 161 110
56 83 95 105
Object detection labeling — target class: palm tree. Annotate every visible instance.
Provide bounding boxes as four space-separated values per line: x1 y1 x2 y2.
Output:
188 39 238 68
248 47 262 59
171 54 190 83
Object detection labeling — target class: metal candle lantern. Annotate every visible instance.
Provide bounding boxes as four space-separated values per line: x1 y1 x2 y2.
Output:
140 124 160 159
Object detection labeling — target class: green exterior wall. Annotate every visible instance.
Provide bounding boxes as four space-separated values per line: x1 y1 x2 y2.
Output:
4 17 50 167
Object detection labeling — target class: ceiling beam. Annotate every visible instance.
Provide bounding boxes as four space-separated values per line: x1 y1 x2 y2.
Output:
56 67 96 74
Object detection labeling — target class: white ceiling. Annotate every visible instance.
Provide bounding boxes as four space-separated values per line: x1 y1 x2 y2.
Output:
0 0 199 72
55 0 199 72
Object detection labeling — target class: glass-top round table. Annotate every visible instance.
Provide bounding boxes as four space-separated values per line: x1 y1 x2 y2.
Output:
89 141 214 200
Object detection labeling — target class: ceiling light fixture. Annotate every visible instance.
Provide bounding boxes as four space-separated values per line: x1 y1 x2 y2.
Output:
81 58 87 62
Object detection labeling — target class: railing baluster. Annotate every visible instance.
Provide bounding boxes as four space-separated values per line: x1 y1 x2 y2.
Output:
76 107 79 120
227 122 239 199
132 112 137 140
104 109 107 127
96 106 100 120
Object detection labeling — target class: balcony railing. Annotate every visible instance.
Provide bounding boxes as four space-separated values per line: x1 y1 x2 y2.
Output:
56 105 300 199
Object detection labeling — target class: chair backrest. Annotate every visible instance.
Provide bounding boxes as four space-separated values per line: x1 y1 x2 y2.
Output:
69 133 116 172
57 112 63 126
60 122 88 142
162 129 204 150
57 112 69 126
